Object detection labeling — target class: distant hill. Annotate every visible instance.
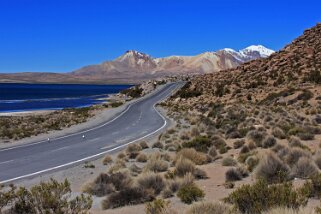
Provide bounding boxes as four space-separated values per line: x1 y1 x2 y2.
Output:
0 45 274 84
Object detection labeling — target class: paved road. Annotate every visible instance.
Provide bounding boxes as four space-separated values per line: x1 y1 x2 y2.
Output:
0 82 182 184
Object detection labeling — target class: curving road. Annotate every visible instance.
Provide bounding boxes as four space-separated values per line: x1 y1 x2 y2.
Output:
0 82 182 184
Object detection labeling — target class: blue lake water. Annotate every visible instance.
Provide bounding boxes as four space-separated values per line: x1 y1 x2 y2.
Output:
0 83 132 113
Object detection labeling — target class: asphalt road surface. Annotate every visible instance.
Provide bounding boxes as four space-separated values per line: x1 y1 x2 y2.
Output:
0 82 183 184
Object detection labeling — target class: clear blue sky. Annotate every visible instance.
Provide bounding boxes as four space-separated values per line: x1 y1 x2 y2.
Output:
0 0 320 73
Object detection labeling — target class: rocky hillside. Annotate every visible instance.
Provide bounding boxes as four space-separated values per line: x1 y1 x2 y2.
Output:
170 23 321 110
0 45 273 84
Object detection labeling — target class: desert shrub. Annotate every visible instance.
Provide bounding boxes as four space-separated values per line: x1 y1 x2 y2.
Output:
144 155 168 173
137 172 165 195
288 137 306 149
297 89 314 100
130 164 142 176
161 188 174 198
255 152 290 183
272 127 287 139
121 86 143 98
101 186 153 209
246 130 266 147
193 168 208 179
245 156 259 172
176 148 207 165
14 179 92 214
108 159 126 174
175 157 196 177
240 145 250 154
179 173 195 187
136 153 148 162
117 152 127 160
145 198 170 214
291 157 319 179
224 179 308 214
182 136 212 153
285 148 310 166
166 179 181 193
161 153 172 162
222 157 237 166
82 172 132 196
302 173 321 199
297 132 314 141
233 139 245 149
211 135 227 148
102 155 113 165
140 141 149 149
262 136 277 148
177 183 205 204
126 144 142 159
153 141 164 149
225 168 242 182
187 201 233 214
218 145 228 154
208 146 218 158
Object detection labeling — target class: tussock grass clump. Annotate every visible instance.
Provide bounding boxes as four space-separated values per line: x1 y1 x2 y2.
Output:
193 168 208 179
262 136 277 148
136 153 148 162
176 148 207 165
291 157 319 178
272 127 287 139
245 156 259 172
144 154 168 172
255 152 290 183
177 183 205 204
285 147 310 166
102 155 113 165
240 145 250 154
108 159 126 174
225 168 242 182
246 130 266 147
139 141 149 149
129 164 142 176
82 172 132 197
222 157 237 166
175 157 196 177
145 199 170 214
126 144 142 159
224 179 308 214
101 186 154 209
152 141 164 149
136 172 165 195
182 136 212 153
208 146 218 158
233 139 245 149
187 201 233 214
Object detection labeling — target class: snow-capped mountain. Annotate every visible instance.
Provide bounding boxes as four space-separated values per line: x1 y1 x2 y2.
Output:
3 45 273 84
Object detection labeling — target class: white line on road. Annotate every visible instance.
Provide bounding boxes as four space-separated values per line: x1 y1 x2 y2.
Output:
0 160 14 165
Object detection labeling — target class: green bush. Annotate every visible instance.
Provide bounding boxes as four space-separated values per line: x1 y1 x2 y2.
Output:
145 199 170 214
177 183 205 204
224 179 308 214
121 86 143 98
182 136 212 153
14 179 92 214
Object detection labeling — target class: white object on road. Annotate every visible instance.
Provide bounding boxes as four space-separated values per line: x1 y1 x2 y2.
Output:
82 135 85 139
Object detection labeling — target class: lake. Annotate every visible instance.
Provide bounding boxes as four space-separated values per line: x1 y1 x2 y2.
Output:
0 83 132 113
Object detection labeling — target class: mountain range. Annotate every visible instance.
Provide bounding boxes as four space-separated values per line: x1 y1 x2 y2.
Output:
0 45 274 84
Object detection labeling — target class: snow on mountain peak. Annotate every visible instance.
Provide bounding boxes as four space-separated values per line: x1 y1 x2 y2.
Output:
240 45 275 58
